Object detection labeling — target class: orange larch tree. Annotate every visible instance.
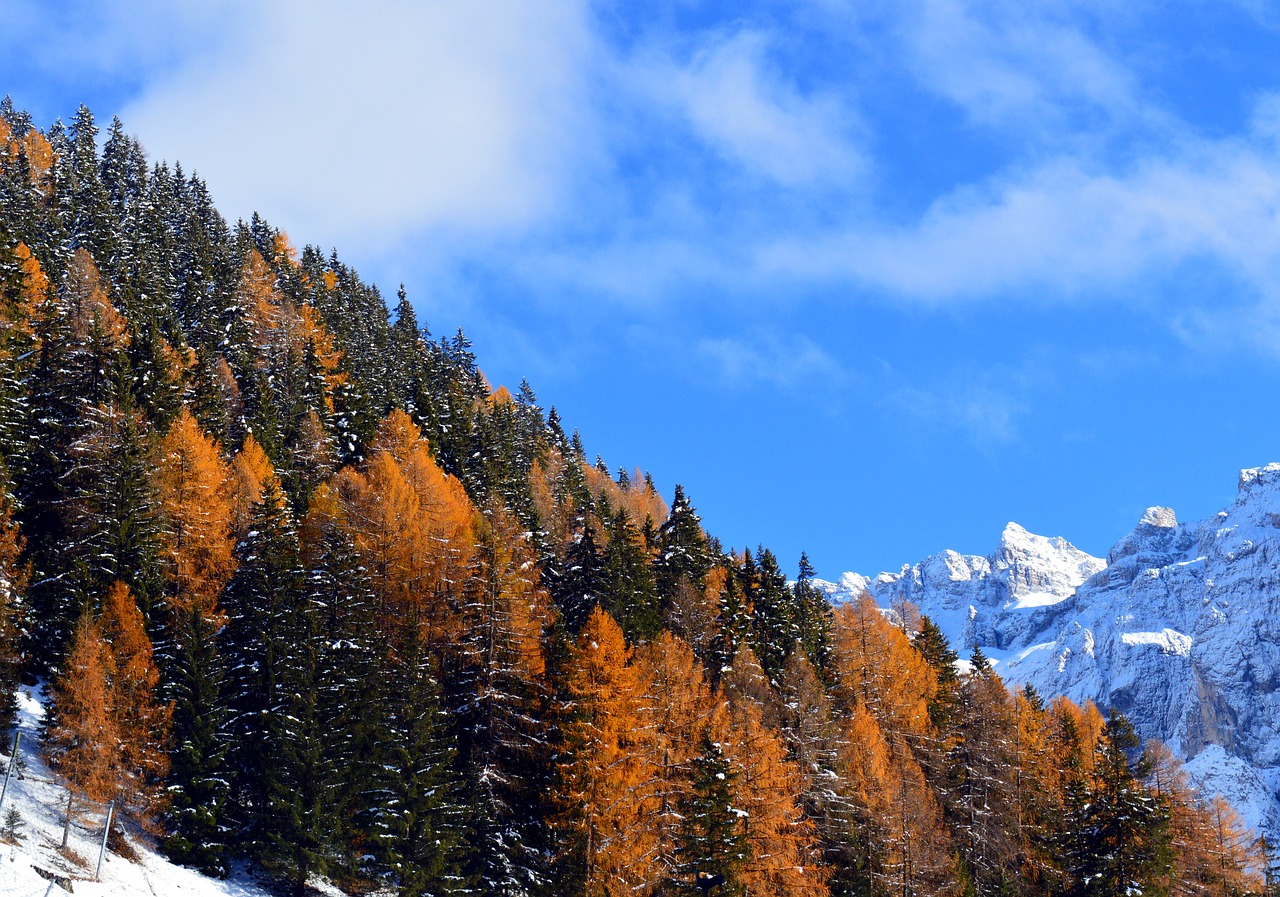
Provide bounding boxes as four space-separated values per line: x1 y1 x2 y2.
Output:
48 583 171 838
334 410 476 653
832 595 938 744
722 674 827 897
97 580 172 824
0 481 27 729
153 408 235 622
558 608 655 897
230 434 278 540
631 631 720 891
48 611 119 846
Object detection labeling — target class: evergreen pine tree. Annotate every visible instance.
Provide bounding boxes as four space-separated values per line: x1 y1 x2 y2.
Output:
674 732 749 897
556 519 604 632
448 502 555 897
220 478 307 862
374 630 463 897
601 508 660 643
164 604 232 876
793 552 835 683
747 547 797 682
654 485 711 616
710 570 752 682
1071 710 1172 897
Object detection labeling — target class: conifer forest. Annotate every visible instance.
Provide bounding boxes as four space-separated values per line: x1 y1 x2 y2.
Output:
0 101 1270 896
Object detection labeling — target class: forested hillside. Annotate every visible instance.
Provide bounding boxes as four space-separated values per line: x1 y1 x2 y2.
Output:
0 101 1269 897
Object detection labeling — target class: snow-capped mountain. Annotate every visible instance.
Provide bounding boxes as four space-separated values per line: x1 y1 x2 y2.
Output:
820 463 1280 838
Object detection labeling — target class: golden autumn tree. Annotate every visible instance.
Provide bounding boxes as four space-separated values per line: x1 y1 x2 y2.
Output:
558 608 655 897
64 247 129 349
721 670 828 897
1045 695 1109 890
581 462 669 537
833 702 960 897
1046 695 1107 802
97 580 172 823
462 500 552 680
0 482 27 730
1145 742 1264 896
48 611 119 847
528 452 579 553
1 120 53 191
333 410 476 652
238 247 344 399
153 408 235 621
631 631 721 891
665 563 726 665
1009 686 1063 890
47 582 172 839
1 243 50 456
829 598 961 897
832 595 937 741
4 242 45 345
230 434 278 540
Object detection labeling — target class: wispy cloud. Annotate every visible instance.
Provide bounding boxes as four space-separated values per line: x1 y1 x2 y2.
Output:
762 105 1280 310
638 29 867 189
695 331 846 392
888 381 1028 448
893 0 1149 135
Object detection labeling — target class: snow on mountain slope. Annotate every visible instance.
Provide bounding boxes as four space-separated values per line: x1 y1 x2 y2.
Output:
823 463 1280 838
0 686 275 897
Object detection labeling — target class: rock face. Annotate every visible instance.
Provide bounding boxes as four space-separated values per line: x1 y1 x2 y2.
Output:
820 463 1280 838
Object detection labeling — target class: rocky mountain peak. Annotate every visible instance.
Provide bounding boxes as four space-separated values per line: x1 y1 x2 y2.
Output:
1140 506 1178 528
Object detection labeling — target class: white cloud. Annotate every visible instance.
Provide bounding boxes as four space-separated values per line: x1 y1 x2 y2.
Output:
657 31 866 188
120 0 599 253
884 373 1032 449
21 0 1280 361
696 331 844 391
893 0 1147 134
761 117 1280 312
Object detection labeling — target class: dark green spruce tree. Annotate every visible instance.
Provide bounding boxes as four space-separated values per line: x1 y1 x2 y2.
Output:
793 552 836 684
220 479 307 869
1069 710 1172 897
600 508 660 643
653 484 712 621
673 732 749 897
164 605 232 876
747 546 797 682
555 518 604 632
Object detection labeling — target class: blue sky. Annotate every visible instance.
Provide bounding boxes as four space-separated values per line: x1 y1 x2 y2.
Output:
7 1 1280 579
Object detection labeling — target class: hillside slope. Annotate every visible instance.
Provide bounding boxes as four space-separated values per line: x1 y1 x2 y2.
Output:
0 686 273 897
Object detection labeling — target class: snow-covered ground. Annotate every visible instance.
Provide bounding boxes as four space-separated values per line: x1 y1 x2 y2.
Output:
0 687 270 897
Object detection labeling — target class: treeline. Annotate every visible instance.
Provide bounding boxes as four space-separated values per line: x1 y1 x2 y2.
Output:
0 101 1270 897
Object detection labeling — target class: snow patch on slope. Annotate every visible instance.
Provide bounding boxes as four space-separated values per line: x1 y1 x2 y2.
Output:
1121 629 1193 656
0 686 272 897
